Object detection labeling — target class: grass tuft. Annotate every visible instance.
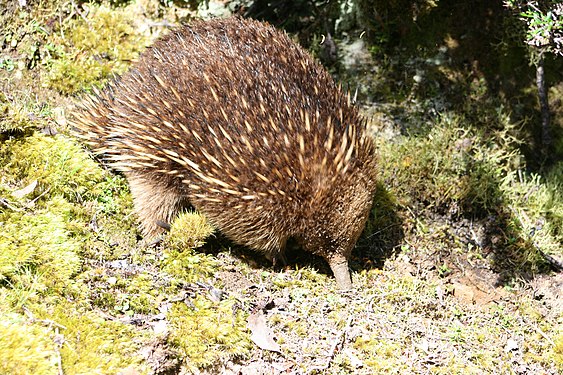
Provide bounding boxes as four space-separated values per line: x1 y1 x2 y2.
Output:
161 211 217 283
169 295 252 370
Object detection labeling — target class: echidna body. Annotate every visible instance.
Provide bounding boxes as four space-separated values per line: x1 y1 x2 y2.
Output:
72 17 378 290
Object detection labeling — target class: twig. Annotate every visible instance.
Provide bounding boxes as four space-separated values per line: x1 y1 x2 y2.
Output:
70 0 90 26
363 222 401 240
533 323 555 346
54 327 65 375
23 307 67 330
58 7 65 40
0 197 22 211
306 316 353 374
536 247 563 272
22 307 67 374
145 21 178 29
25 187 51 209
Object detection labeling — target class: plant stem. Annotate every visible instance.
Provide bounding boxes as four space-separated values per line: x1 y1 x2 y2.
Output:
535 54 551 156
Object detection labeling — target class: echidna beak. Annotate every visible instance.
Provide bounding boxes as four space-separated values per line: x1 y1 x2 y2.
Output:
328 256 353 291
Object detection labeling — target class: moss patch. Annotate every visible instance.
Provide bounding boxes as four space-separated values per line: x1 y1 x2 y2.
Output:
161 211 218 283
0 197 82 298
169 296 252 370
0 314 59 375
0 133 105 201
36 302 148 374
44 3 151 94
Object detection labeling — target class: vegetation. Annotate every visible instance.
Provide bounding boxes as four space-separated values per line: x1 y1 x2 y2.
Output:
0 0 561 373
504 0 563 157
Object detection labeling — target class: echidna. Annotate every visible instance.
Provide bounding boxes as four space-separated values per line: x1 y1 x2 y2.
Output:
72 17 378 290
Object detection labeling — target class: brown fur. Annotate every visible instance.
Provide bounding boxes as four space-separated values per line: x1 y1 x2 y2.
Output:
71 17 378 289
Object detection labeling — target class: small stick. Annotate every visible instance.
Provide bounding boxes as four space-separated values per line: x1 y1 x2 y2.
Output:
306 316 353 374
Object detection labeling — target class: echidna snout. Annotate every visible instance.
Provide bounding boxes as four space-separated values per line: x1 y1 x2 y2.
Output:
72 17 378 290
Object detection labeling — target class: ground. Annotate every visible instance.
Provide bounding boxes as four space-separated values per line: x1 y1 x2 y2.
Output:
0 0 561 374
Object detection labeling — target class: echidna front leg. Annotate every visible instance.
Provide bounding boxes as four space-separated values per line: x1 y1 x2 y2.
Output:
126 173 188 238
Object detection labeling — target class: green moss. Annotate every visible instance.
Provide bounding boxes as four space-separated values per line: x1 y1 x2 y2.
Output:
161 212 217 283
0 133 105 202
0 314 59 375
123 273 162 314
376 111 562 271
162 247 218 284
378 113 514 215
169 295 252 370
95 174 134 216
82 270 165 315
503 163 563 256
165 211 215 250
362 181 402 246
0 120 151 371
0 91 38 133
353 335 406 372
0 197 81 292
0 132 112 304
0 131 102 310
78 175 139 261
44 4 151 94
553 333 563 369
31 302 148 374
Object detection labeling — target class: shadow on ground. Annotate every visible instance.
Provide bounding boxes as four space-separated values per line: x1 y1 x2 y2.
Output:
197 182 403 280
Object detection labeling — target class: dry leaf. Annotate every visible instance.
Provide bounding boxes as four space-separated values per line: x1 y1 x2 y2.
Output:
12 180 37 199
343 348 364 368
247 309 280 352
117 366 141 375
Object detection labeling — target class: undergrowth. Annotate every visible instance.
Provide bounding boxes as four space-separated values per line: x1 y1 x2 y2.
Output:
0 0 561 373
374 111 562 275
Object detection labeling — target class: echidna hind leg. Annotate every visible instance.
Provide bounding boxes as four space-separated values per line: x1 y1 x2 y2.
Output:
263 250 288 267
126 173 188 238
